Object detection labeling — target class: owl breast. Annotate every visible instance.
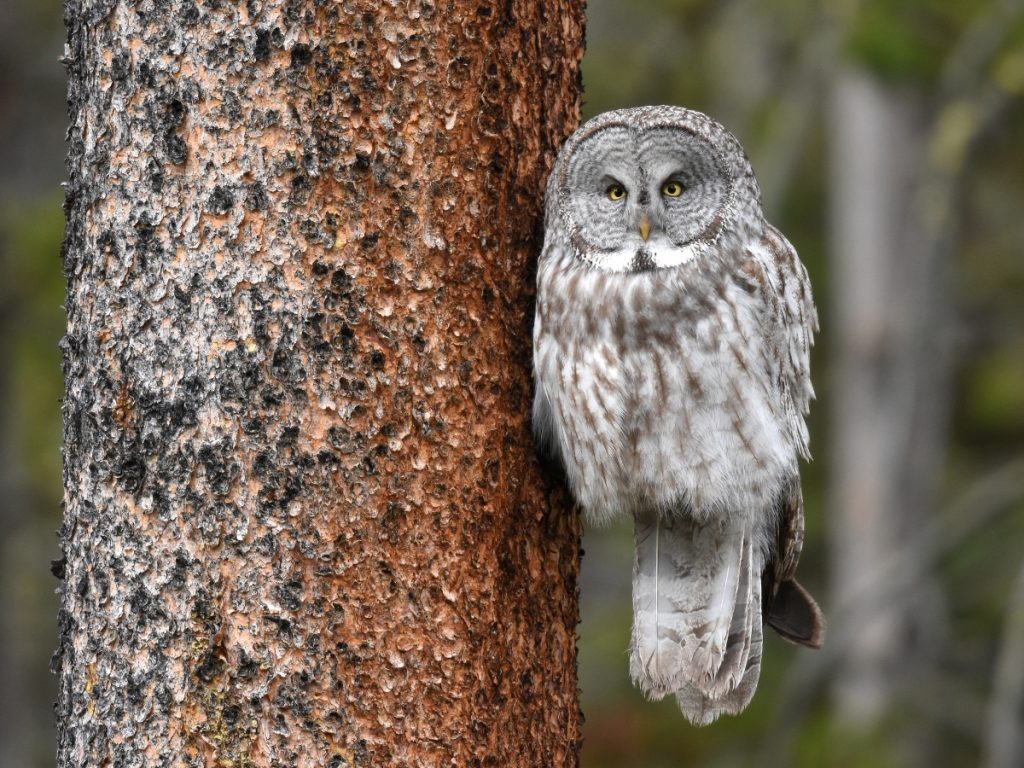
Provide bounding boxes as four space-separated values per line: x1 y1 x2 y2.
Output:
534 242 796 524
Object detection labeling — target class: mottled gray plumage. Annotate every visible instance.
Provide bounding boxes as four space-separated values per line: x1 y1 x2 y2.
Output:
533 106 824 725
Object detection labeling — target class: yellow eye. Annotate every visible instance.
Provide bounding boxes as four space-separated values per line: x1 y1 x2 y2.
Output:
662 181 683 197
607 184 626 201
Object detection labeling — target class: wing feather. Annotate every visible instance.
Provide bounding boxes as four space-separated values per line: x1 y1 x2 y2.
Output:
747 225 818 459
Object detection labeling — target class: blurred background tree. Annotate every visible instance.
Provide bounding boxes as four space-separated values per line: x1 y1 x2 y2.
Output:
0 0 66 766
581 1 1024 767
1 0 1022 766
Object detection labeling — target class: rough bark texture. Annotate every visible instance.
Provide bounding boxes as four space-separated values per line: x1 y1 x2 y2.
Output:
56 2 585 766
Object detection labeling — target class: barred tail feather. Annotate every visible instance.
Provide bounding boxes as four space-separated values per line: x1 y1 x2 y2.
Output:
629 511 747 701
706 529 755 699
673 559 764 725
628 508 771 726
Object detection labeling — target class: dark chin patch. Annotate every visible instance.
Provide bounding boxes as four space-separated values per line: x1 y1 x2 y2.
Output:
630 248 656 272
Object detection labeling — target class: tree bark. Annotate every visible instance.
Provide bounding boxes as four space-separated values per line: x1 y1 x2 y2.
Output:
56 2 585 766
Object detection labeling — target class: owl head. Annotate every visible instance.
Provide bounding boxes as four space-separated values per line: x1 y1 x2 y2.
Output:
546 106 763 273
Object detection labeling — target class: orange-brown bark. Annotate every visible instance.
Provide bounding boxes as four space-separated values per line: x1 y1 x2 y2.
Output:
57 1 585 766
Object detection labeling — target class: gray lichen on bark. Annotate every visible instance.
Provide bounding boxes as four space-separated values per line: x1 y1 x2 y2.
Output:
57 1 585 765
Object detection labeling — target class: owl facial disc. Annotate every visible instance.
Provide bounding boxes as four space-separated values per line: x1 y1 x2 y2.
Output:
551 105 758 274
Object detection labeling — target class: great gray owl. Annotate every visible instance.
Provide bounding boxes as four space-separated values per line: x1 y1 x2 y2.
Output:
532 105 824 725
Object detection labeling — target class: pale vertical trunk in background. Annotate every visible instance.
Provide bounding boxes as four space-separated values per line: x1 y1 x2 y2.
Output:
56 1 585 766
984 560 1024 768
828 68 950 727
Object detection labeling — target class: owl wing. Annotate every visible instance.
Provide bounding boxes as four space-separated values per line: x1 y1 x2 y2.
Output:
531 372 561 464
531 288 565 468
762 479 824 648
742 226 824 647
744 224 818 460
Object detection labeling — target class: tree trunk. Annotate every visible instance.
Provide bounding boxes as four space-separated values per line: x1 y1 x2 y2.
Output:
56 2 585 766
827 67 950 728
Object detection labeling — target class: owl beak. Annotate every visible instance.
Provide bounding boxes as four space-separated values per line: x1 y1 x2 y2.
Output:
639 215 651 241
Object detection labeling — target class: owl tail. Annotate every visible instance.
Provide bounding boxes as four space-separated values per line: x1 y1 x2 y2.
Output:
629 510 764 726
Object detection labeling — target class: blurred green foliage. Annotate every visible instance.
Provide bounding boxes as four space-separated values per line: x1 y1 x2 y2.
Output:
966 345 1024 437
3 198 66 496
846 0 981 82
18 0 62 37
0 197 64 768
580 1 1024 766
1 1 1022 767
